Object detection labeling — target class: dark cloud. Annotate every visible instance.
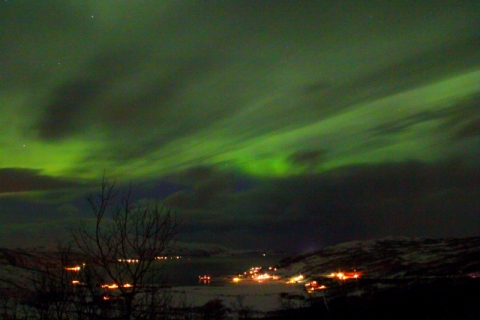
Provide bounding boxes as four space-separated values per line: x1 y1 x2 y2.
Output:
328 161 479 200
1 160 478 251
96 54 222 133
344 35 480 106
0 168 83 194
288 149 327 170
32 37 224 146
31 44 149 141
441 93 480 140
369 91 480 141
29 44 138 141
455 118 480 139
250 35 480 136
371 110 444 135
88 46 146 82
33 79 99 140
163 160 480 251
165 166 246 211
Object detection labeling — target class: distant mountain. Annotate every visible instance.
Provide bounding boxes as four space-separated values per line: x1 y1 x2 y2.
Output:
167 242 288 257
277 236 480 279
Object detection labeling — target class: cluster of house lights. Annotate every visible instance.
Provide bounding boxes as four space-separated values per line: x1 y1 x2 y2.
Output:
118 259 139 263
304 271 362 293
116 256 183 262
67 261 360 296
326 271 361 280
199 275 211 284
305 281 327 293
286 274 304 283
101 283 133 289
232 266 282 283
230 266 362 292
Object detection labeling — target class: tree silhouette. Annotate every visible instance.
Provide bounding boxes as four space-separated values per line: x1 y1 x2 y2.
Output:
73 176 177 319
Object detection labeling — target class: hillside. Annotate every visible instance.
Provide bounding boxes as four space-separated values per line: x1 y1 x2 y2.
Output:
277 236 480 279
269 236 480 319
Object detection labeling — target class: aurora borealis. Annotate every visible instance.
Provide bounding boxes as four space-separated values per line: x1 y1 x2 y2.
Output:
1 1 479 251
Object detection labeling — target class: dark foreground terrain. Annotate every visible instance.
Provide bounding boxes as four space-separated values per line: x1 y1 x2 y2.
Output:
2 236 480 319
267 278 480 320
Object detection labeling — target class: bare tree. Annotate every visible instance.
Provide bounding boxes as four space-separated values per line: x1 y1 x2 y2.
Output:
231 294 254 320
0 287 24 320
73 177 177 320
0 243 80 320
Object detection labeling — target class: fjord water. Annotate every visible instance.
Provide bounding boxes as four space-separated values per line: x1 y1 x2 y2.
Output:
159 255 286 286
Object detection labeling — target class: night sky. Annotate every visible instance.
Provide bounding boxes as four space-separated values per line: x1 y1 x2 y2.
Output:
1 1 479 252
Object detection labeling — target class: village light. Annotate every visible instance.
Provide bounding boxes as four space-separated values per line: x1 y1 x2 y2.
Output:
306 281 318 287
327 270 362 280
305 281 327 293
287 274 304 283
65 266 81 271
118 258 140 263
199 275 211 284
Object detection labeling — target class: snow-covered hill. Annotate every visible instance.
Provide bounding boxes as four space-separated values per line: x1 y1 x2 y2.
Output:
277 236 480 279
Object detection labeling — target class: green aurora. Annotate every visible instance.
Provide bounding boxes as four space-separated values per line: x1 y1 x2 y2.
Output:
1 1 479 250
